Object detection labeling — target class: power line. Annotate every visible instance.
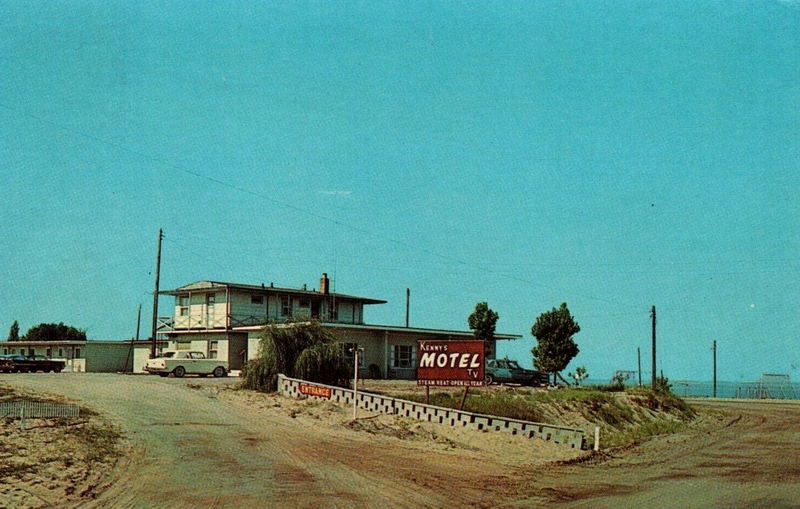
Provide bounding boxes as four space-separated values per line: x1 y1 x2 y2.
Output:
1 102 609 299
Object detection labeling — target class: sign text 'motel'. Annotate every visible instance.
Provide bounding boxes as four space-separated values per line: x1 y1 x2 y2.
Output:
416 340 485 386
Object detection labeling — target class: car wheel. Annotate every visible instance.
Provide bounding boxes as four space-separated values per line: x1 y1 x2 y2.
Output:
212 366 226 378
173 366 186 378
485 374 494 385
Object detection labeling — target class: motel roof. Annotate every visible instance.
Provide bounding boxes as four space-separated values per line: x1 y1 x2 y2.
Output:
230 322 522 340
160 280 387 305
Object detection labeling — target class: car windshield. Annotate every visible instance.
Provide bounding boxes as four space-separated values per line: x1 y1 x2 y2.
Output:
161 352 176 358
507 360 522 370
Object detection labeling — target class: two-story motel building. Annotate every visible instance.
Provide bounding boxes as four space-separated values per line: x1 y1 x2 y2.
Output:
158 273 520 378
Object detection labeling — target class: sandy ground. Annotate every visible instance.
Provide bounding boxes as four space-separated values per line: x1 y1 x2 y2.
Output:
0 384 123 508
2 374 799 508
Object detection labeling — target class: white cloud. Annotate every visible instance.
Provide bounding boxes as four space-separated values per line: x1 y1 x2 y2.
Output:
318 190 352 197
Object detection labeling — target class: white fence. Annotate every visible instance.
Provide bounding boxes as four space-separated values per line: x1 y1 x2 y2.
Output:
0 401 80 419
278 374 585 449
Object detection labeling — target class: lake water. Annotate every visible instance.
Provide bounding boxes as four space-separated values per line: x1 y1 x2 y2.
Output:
583 377 800 400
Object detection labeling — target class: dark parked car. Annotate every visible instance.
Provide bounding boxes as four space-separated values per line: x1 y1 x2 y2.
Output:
0 354 27 373
0 354 65 373
485 358 549 386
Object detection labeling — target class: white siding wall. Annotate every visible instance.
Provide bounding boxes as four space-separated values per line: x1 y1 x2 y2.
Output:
133 347 150 373
229 291 269 326
247 333 261 362
174 292 226 329
267 295 280 320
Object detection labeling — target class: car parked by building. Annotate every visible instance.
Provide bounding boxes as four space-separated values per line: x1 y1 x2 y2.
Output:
144 350 228 378
485 358 549 386
0 354 66 373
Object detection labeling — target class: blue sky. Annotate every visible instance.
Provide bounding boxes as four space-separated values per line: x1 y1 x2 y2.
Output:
2 0 798 381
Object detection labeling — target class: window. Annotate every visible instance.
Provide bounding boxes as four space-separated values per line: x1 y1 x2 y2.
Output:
298 299 310 308
59 348 63 357
281 296 292 317
209 341 218 359
251 296 264 305
2 348 6 355
179 307 189 316
392 345 414 368
206 293 216 306
46 348 52 357
75 348 81 358
179 295 189 307
20 349 24 355
342 343 364 367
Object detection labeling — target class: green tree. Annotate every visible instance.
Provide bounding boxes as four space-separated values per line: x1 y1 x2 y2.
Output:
531 303 581 382
23 322 86 342
468 301 499 357
568 366 589 386
242 320 349 392
7 320 19 341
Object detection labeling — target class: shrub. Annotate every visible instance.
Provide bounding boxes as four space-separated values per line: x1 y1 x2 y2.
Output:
242 320 347 392
654 374 672 394
294 342 350 387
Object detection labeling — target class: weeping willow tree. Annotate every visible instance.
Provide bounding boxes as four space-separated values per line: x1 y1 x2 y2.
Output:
242 320 349 392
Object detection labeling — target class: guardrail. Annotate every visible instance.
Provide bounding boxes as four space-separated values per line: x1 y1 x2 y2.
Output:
278 374 585 449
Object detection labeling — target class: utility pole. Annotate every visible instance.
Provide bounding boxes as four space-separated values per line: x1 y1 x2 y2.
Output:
637 347 642 387
150 229 163 359
405 288 410 327
712 340 717 398
135 303 142 341
651 305 657 389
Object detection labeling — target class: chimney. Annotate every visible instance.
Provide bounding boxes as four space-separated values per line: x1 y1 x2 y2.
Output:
320 273 329 295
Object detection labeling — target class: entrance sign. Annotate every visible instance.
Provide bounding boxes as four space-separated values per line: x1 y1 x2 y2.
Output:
299 382 332 399
416 340 485 386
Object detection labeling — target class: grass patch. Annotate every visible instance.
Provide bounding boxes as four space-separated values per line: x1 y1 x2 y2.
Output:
382 385 696 449
627 387 695 419
64 423 122 463
395 391 546 422
604 420 688 448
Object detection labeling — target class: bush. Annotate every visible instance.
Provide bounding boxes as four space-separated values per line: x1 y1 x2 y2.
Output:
654 374 672 394
294 342 350 387
242 321 347 392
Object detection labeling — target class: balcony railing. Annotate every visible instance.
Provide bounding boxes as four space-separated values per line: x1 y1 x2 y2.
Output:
157 313 362 332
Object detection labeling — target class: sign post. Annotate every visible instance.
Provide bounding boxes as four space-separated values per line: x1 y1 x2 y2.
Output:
351 345 363 421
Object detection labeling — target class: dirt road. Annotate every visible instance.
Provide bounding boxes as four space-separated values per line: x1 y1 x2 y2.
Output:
511 398 800 508
4 374 799 508
3 374 557 508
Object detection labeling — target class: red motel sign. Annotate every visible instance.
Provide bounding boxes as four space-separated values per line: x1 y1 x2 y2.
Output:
416 340 485 386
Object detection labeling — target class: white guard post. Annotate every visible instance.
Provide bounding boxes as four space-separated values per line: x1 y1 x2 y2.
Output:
594 426 600 451
351 346 363 420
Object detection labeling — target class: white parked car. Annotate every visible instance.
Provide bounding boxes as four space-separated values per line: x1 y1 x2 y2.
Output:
144 351 228 378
